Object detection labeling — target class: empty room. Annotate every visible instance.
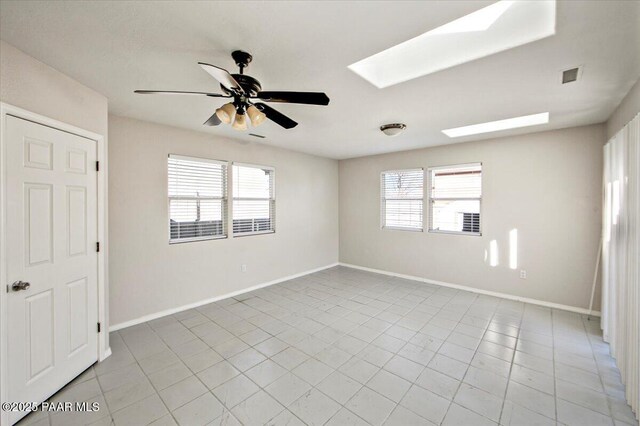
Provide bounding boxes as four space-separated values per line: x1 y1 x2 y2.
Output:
0 0 638 425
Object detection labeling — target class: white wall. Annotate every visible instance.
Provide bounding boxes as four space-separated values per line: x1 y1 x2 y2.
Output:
339 124 605 311
0 40 110 354
0 40 108 137
108 115 339 327
607 78 640 139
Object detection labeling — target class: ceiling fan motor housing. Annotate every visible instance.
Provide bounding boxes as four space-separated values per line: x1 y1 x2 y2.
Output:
222 74 262 97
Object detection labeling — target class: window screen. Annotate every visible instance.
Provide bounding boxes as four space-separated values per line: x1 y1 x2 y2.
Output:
380 169 424 231
233 163 275 235
429 163 482 234
168 155 227 243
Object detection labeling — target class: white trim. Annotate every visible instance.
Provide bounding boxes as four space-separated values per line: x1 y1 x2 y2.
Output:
232 230 275 238
169 153 228 166
428 229 482 237
382 226 424 232
0 103 110 426
380 167 424 175
338 262 601 316
380 168 425 231
427 162 482 235
428 161 482 171
110 262 339 331
232 161 275 171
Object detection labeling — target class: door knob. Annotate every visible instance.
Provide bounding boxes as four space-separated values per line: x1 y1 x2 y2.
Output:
11 281 30 291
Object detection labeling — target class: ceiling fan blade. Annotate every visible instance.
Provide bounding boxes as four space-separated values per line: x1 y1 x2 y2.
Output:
203 112 222 126
134 90 229 97
255 91 330 106
198 62 244 93
255 103 298 129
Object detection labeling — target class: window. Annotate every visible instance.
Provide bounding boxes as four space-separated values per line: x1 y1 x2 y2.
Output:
233 163 275 235
428 163 482 235
168 155 227 243
380 169 424 231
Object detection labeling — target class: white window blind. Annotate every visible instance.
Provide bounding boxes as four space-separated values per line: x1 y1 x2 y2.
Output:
429 163 482 234
168 155 227 243
233 163 275 235
380 169 424 231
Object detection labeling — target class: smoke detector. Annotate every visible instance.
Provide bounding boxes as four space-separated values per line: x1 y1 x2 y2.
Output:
380 123 406 136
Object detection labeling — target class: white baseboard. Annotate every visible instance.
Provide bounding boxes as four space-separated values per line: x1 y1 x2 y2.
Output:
110 262 339 331
99 347 112 362
339 262 601 317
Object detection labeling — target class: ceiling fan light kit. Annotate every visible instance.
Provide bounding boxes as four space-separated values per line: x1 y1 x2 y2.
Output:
380 123 406 136
232 110 248 131
215 102 236 124
134 50 330 131
246 105 267 127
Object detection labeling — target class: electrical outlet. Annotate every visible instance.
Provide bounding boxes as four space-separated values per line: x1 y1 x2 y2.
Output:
241 264 247 273
520 270 527 279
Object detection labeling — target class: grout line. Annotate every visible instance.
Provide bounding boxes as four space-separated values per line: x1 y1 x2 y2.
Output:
115 329 181 425
93 268 629 426
446 294 513 425
497 303 524 424
581 313 618 422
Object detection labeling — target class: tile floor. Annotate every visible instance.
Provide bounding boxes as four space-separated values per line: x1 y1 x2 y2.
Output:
18 266 638 426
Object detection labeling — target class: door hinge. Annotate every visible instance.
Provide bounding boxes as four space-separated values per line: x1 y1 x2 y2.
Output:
97 322 101 333
96 161 100 172
96 242 100 252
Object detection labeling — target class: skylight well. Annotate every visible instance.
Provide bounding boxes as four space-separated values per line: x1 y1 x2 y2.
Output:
348 0 556 88
442 112 549 138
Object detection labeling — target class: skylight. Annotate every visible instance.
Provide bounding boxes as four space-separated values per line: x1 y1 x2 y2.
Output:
348 0 556 88
442 112 549 138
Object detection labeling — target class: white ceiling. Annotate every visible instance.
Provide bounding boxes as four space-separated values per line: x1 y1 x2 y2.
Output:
0 1 638 159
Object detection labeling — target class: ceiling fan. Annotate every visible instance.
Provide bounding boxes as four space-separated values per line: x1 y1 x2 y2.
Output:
134 50 330 131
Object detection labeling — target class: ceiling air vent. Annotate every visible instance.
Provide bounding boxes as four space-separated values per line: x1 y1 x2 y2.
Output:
561 67 581 84
249 133 265 138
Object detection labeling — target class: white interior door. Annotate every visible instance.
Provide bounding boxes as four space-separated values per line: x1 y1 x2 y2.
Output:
5 115 98 424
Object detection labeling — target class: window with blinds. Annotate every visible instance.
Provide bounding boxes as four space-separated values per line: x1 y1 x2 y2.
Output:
429 163 482 235
233 163 275 235
168 155 227 243
380 169 424 231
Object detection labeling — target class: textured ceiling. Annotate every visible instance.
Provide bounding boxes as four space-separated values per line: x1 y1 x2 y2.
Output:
1 1 638 159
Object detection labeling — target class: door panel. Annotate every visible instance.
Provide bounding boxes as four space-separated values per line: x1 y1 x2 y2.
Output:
25 183 53 266
23 138 53 170
6 116 98 424
67 277 89 354
25 289 54 381
67 186 87 256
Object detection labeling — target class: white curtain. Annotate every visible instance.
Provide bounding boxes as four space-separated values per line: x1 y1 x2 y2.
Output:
602 113 639 418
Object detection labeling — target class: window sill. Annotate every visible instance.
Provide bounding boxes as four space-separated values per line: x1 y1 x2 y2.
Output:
233 230 275 238
428 229 482 236
169 235 228 244
382 226 424 232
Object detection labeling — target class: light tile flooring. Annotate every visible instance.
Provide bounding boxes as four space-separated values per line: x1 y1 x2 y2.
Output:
18 266 638 426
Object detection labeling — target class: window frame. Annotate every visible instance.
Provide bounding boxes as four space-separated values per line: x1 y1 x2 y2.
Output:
167 154 229 244
427 162 482 237
232 162 276 237
380 168 425 232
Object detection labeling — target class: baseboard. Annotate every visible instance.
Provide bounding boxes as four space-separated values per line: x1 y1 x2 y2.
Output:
99 347 112 362
110 262 339 331
339 262 601 317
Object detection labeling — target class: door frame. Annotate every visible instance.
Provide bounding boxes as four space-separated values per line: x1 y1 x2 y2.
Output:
0 103 110 424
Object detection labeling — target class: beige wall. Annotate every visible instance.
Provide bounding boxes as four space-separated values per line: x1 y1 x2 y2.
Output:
0 40 108 136
607 78 640 139
108 115 339 326
339 124 605 311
